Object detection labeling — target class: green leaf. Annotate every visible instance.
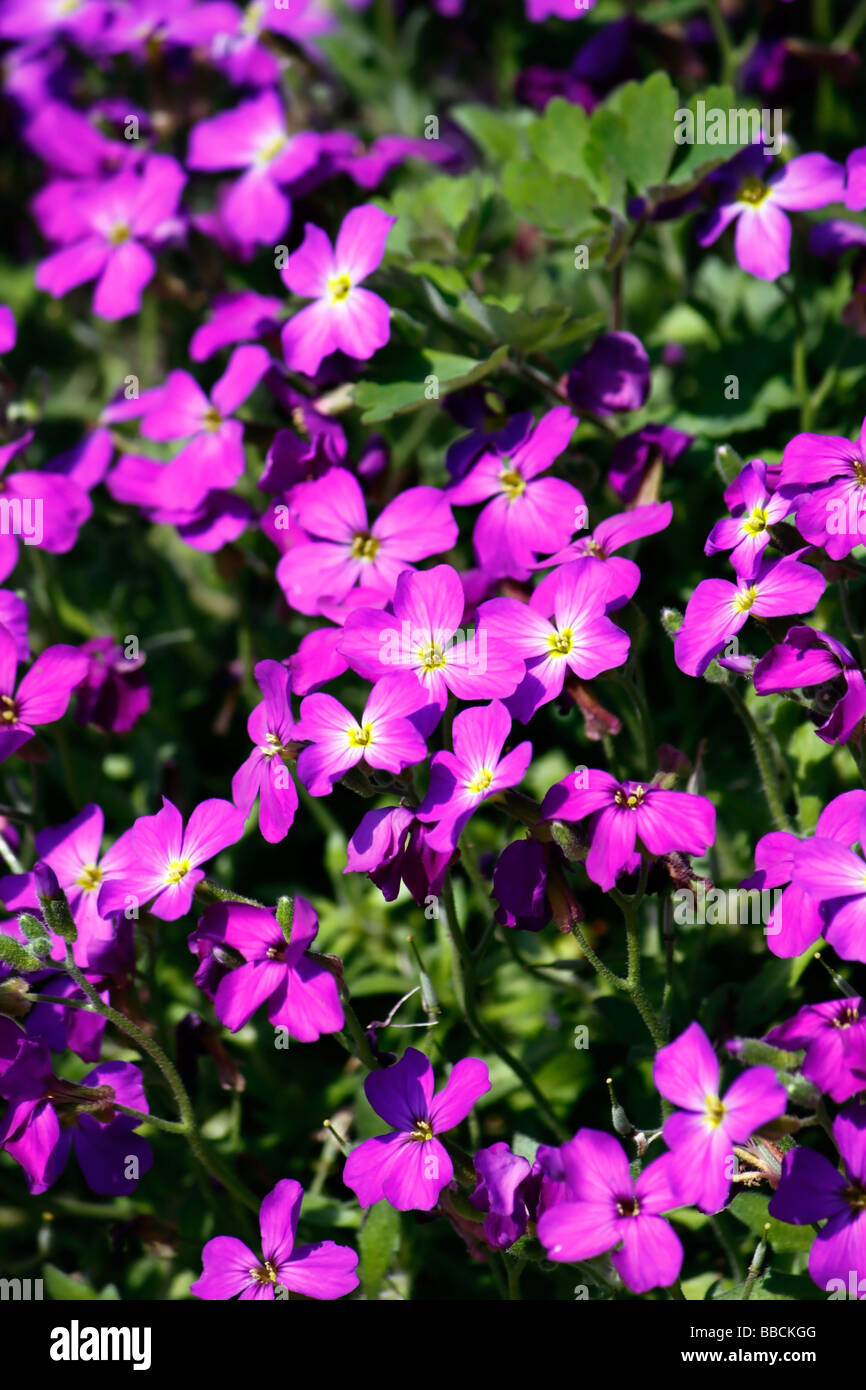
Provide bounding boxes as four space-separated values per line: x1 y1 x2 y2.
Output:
353 345 509 423
527 98 591 177
359 1200 401 1299
451 104 532 164
729 1191 815 1252
604 72 681 191
502 161 596 236
42 1265 120 1300
668 86 755 186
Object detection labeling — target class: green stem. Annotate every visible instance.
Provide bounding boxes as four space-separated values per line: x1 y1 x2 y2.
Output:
113 1104 188 1135
0 833 24 874
442 877 569 1142
339 993 380 1071
704 0 736 85
724 687 795 833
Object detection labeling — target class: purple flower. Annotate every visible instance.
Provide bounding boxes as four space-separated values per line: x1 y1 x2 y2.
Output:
189 898 343 1043
705 459 795 578
0 1038 152 1196
542 769 715 892
778 417 866 559
97 796 245 922
35 155 186 320
342 1047 490 1211
0 624 88 763
131 346 271 511
492 839 550 932
276 466 457 616
296 674 427 796
608 424 693 504
526 0 596 18
767 998 866 1104
698 148 844 280
345 805 453 906
73 635 150 734
339 564 525 715
674 551 826 678
468 1142 534 1249
281 205 396 376
417 701 532 852
448 407 583 579
191 1178 358 1300
187 91 319 245
232 659 298 845
654 1022 787 1213
0 305 16 354
769 1106 866 1295
537 1130 683 1293
535 501 673 609
754 626 866 745
477 558 630 722
566 332 650 416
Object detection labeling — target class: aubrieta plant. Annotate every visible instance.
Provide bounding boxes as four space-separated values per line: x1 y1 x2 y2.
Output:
2 0 866 1306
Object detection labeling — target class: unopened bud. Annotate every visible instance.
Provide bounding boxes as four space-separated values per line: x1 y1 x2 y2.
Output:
0 934 42 972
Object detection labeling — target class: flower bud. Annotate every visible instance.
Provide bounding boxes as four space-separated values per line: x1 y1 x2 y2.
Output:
17 913 52 958
0 933 43 972
33 860 60 900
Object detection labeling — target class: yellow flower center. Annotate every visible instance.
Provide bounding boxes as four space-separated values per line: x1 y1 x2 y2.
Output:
616 1196 640 1217
547 628 573 657
738 176 770 206
704 1094 726 1128
202 406 223 432
258 133 286 165
76 864 103 893
328 274 352 304
743 506 768 537
468 767 494 794
249 1260 278 1283
410 1119 434 1142
347 723 373 749
0 694 18 724
418 642 447 672
166 859 191 885
853 460 866 487
733 585 758 613
843 1181 866 1213
350 532 379 561
500 467 526 500
241 1 265 35
614 786 645 809
108 222 131 246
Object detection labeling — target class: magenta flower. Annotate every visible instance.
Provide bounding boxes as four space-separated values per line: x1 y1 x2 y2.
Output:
654 1022 787 1213
674 551 826 677
35 155 186 320
339 564 525 715
0 803 130 948
191 1178 358 1301
417 701 532 852
189 898 343 1042
342 1047 490 1211
698 148 844 280
542 769 715 892
97 796 245 922
276 466 457 616
608 423 693 504
769 1107 866 1295
0 1038 152 1196
136 346 271 510
705 459 795 578
0 431 93 581
295 674 427 796
187 91 320 245
565 331 649 416
281 205 396 375
754 626 866 745
0 624 88 763
767 998 866 1104
778 417 866 559
740 790 866 959
0 305 16 354
527 0 595 17
536 502 673 609
73 635 150 734
189 290 282 363
448 407 584 579
537 1130 683 1293
792 822 866 963
232 659 298 845
477 559 630 722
